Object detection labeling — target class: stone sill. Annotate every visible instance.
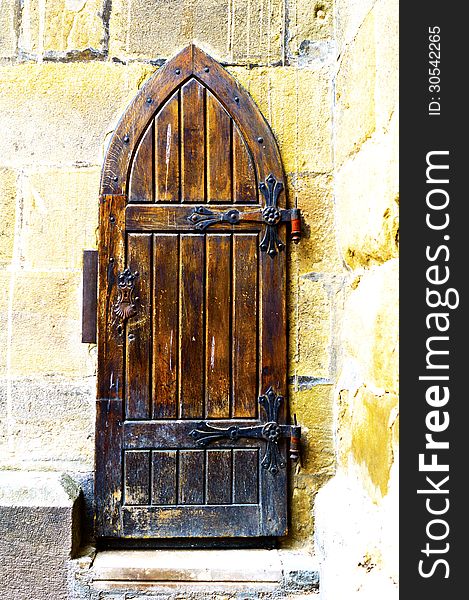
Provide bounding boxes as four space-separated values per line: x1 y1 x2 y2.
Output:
85 548 320 596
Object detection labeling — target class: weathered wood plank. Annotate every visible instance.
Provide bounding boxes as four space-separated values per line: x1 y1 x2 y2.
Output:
123 419 259 449
232 233 258 418
205 234 231 418
129 123 154 202
179 234 205 419
233 449 259 505
125 233 152 419
122 504 261 537
126 204 262 231
181 79 205 202
206 449 232 505
179 450 205 504
95 194 126 537
151 450 177 505
155 91 180 202
152 234 178 419
124 450 151 505
233 126 257 204
206 90 232 202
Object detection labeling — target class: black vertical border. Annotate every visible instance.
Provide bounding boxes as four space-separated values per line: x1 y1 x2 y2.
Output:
400 4 467 596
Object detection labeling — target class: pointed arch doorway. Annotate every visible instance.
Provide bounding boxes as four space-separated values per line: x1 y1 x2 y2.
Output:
95 45 298 542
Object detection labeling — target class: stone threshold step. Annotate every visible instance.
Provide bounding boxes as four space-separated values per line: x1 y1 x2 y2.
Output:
90 548 319 589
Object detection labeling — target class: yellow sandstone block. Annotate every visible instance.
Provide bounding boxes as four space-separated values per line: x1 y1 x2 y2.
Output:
342 259 399 393
21 167 100 270
289 275 333 380
0 0 17 58
287 173 343 274
289 385 335 475
350 386 398 497
19 0 104 55
287 0 333 57
9 272 93 377
229 66 333 173
335 111 399 268
335 10 376 166
109 0 284 64
0 62 155 166
0 168 17 267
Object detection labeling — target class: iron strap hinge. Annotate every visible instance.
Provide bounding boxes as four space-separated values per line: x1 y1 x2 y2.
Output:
187 175 302 256
189 387 302 475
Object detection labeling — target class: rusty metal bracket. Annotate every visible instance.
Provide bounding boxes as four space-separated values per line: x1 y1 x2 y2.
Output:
190 387 301 475
82 250 98 344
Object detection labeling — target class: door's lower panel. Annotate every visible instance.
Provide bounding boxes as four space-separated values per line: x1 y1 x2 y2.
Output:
122 504 263 537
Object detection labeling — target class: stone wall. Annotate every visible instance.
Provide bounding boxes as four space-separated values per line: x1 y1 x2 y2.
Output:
314 0 399 597
0 0 398 596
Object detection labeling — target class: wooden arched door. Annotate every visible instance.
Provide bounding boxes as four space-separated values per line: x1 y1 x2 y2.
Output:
96 45 299 540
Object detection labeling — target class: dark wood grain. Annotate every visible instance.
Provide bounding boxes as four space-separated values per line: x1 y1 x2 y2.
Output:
206 449 232 504
181 79 205 202
124 450 151 505
206 90 232 202
95 194 126 537
126 204 263 231
129 122 154 202
205 234 231 418
152 233 178 418
123 419 259 450
151 450 177 505
179 450 205 504
125 233 152 419
155 91 180 202
122 504 261 537
233 449 259 504
233 126 257 203
232 233 258 417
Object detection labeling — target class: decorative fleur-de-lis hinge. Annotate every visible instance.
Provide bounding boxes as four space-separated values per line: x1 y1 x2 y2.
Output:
259 174 285 257
189 386 301 475
114 267 139 321
186 175 301 256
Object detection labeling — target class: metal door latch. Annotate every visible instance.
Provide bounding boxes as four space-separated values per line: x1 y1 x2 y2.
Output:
190 386 301 475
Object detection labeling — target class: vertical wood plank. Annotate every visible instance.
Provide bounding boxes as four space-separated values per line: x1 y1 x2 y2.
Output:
232 234 258 417
206 91 232 202
125 233 152 419
152 234 179 419
205 234 231 418
124 450 151 505
155 91 180 202
206 449 232 505
233 126 257 203
233 449 259 504
95 194 126 537
179 234 205 418
179 450 205 504
181 79 205 202
260 234 287 413
151 450 177 505
129 123 154 202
